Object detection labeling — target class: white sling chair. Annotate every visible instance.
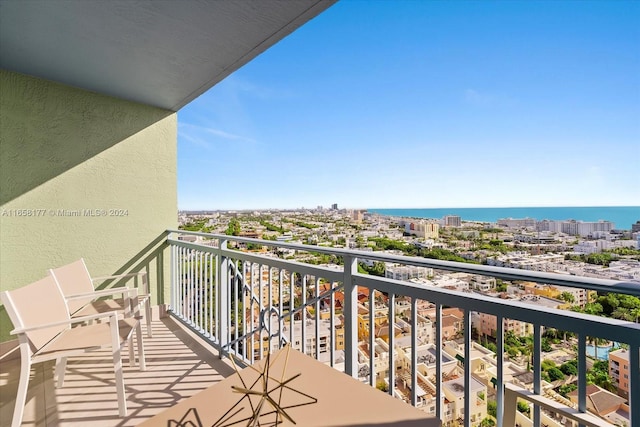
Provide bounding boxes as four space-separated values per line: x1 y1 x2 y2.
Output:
1 275 145 427
49 258 152 338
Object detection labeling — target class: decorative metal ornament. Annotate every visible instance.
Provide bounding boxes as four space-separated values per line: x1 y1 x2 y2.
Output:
212 344 317 427
170 304 317 426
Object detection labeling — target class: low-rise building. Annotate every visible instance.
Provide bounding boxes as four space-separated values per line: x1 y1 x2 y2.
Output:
473 312 533 338
518 294 568 310
521 282 588 307
398 344 459 380
357 303 388 341
609 348 631 399
421 307 465 340
385 264 434 281
470 275 496 292
568 384 629 426
442 376 487 426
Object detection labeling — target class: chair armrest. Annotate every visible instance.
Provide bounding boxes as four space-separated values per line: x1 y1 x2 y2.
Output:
66 287 138 301
10 311 119 335
133 293 151 302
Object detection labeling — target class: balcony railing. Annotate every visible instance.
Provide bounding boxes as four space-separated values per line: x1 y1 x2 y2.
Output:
166 230 640 427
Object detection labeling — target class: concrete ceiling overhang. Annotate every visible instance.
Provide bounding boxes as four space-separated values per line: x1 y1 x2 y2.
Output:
0 0 335 111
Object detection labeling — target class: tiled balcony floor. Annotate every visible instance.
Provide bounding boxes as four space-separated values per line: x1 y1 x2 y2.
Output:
0 316 236 426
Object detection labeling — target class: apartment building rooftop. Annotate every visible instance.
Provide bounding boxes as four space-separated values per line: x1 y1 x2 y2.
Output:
443 376 485 397
405 345 457 366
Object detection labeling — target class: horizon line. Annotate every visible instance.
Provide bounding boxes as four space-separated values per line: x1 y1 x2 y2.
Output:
179 205 640 211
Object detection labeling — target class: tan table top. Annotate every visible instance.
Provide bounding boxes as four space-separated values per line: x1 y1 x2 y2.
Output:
139 345 440 427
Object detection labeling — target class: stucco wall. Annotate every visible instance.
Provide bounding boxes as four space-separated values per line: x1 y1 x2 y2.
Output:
0 70 177 341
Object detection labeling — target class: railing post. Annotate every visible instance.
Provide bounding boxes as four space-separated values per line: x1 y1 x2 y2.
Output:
170 242 175 312
343 254 358 377
435 303 443 421
503 385 518 427
369 292 375 387
533 325 542 426
578 334 587 426
410 297 417 407
630 343 639 426
388 292 395 397
218 238 229 358
463 309 471 426
156 246 164 310
496 315 504 427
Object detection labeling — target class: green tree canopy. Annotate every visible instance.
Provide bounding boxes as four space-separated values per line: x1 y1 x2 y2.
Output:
559 292 575 304
225 218 241 236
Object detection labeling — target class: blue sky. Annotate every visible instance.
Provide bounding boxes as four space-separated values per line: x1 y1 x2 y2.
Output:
178 0 640 210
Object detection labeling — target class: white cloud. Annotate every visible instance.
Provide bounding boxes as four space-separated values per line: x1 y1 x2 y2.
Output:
178 123 257 150
201 127 256 143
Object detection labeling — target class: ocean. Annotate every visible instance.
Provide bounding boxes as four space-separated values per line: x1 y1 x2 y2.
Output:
367 206 640 230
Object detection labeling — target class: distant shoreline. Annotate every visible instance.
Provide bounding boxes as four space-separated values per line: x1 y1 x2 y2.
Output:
368 206 640 230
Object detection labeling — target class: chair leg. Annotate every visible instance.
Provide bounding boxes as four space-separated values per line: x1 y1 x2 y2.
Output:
136 320 146 371
128 336 136 368
110 317 127 417
141 273 153 338
125 294 134 317
12 354 31 427
55 357 68 388
145 299 152 338
114 351 127 417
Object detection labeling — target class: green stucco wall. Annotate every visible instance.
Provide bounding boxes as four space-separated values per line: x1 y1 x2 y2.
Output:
0 70 177 342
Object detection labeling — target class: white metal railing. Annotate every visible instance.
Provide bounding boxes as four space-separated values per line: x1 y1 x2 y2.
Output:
167 230 640 427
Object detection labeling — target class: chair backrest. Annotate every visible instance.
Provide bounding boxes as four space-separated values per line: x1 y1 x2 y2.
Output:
49 258 95 314
0 276 71 351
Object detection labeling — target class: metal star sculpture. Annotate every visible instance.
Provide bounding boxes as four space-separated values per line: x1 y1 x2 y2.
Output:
212 344 317 427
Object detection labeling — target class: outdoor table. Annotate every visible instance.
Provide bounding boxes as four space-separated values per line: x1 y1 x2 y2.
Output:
140 345 441 427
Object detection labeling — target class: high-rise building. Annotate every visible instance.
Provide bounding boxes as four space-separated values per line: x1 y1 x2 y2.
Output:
497 218 536 229
331 203 338 210
443 215 462 227
406 221 439 238
537 219 614 237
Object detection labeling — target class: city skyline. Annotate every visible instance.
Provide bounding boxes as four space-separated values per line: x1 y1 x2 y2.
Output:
177 1 640 210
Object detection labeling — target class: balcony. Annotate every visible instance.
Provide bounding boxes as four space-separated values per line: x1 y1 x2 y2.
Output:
2 230 638 427
2 3 637 425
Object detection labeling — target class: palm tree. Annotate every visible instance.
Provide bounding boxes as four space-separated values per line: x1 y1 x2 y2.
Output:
543 327 559 340
559 291 575 305
520 335 534 371
588 336 609 360
612 307 633 321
